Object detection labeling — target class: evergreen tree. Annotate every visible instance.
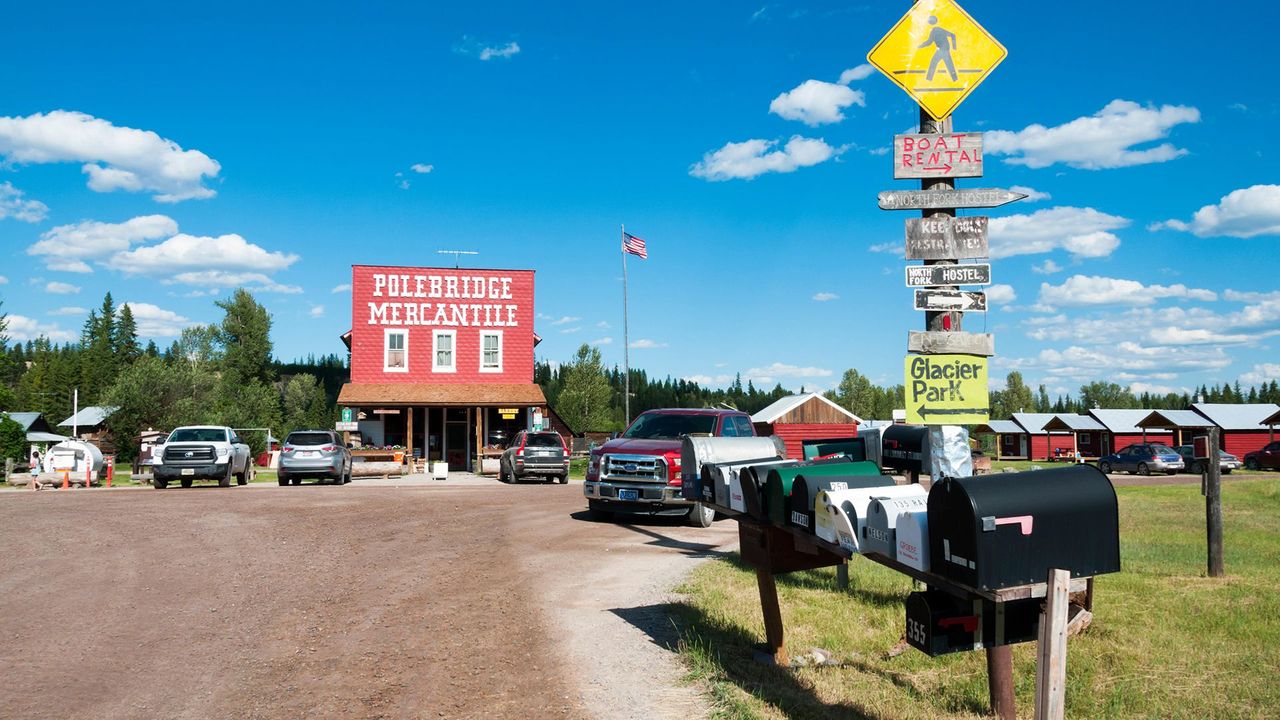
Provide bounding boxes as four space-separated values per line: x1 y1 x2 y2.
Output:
281 373 331 435
556 344 614 433
1036 385 1051 413
114 303 141 363
215 289 274 384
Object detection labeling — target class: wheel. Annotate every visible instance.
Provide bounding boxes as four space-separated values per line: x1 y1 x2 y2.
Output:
498 462 510 484
556 475 568 484
154 476 169 489
1137 463 1150 476
237 460 252 485
1191 461 1204 475
1165 470 1176 475
278 477 289 487
180 477 193 488
686 502 715 528
1098 462 1111 474
291 477 302 486
587 500 613 522
1222 469 1232 475
1245 458 1260 471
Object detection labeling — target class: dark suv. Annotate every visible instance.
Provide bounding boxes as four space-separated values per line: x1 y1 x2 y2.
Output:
499 430 570 484
1244 441 1280 471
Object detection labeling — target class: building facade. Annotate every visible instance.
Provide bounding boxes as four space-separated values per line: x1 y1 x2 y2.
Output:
336 265 548 471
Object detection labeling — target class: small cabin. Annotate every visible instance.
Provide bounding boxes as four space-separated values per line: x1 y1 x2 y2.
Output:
751 393 862 460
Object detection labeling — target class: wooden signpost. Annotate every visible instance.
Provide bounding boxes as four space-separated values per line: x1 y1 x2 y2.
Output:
905 263 991 287
893 133 984 179
879 187 1026 211
904 216 989 259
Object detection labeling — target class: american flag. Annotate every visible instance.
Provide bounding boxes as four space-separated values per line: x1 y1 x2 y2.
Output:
622 231 648 259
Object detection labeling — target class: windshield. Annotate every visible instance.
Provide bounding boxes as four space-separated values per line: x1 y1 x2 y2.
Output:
168 428 227 443
623 413 717 439
287 432 333 446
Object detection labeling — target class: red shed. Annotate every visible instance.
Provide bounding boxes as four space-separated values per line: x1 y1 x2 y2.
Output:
1191 403 1280 457
751 393 861 460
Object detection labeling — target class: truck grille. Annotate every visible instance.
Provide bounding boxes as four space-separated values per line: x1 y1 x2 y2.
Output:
163 445 216 464
601 454 664 483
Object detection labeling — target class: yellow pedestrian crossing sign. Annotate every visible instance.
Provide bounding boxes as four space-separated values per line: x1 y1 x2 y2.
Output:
867 0 1007 121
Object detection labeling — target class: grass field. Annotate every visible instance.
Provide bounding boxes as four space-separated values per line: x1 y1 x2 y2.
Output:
670 478 1280 719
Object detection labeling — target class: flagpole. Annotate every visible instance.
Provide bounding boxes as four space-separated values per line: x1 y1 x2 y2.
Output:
621 224 631 426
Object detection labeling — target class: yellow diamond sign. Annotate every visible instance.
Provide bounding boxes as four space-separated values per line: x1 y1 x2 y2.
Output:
867 0 1007 121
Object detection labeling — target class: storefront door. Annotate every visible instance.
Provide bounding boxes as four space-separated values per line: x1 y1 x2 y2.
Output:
445 408 469 469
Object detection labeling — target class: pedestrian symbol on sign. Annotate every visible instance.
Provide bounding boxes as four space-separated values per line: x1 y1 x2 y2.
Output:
920 16 958 82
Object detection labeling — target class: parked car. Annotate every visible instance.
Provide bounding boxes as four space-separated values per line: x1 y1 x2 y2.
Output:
1096 443 1185 475
1175 445 1240 475
278 430 353 485
1243 441 1280 471
500 430 570 484
153 426 253 488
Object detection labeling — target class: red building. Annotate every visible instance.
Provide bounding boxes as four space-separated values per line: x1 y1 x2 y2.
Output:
1087 409 1173 454
337 265 548 470
1011 413 1074 461
750 393 861 460
1191 403 1280 457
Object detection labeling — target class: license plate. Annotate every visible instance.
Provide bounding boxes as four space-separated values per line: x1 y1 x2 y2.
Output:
618 489 638 501
181 469 195 476
300 451 318 458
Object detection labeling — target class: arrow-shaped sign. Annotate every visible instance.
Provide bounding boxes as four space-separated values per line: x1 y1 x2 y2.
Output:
878 188 1028 211
914 290 988 312
916 405 991 417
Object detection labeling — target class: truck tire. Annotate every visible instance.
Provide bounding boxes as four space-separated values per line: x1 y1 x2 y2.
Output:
236 459 251 485
556 475 568 484
219 464 232 487
278 476 289 487
181 477 193 488
154 477 169 489
686 502 715 528
587 500 613 522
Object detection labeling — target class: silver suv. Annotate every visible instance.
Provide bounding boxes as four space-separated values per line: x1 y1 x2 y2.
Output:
279 430 352 485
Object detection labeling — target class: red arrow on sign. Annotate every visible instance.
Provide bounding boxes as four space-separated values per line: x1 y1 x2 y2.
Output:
922 163 953 173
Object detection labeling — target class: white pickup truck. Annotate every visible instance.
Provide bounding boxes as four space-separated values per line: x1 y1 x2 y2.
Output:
152 425 253 489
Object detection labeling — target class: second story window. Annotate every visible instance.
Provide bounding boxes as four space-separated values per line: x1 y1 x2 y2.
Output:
433 330 456 373
385 329 407 372
480 331 503 373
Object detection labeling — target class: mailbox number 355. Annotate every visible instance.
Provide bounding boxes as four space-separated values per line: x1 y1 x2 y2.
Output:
907 618 928 646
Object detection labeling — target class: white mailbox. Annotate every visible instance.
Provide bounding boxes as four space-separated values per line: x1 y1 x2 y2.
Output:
817 484 927 553
726 459 793 513
863 495 930 570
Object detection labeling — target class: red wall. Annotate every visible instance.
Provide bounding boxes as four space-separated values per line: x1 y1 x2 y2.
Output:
350 265 535 385
999 434 1024 457
766 423 859 460
1224 431 1273 457
1110 432 1172 454
1029 433 1075 460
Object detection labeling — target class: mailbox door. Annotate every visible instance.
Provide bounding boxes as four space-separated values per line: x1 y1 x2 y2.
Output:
861 498 898 558
895 508 930 571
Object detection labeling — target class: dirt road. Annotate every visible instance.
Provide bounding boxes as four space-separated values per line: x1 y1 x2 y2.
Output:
0 482 735 720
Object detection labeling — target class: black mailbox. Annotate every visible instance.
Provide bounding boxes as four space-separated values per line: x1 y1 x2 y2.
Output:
881 425 929 474
905 590 1040 657
801 437 867 462
928 464 1120 591
786 463 889 533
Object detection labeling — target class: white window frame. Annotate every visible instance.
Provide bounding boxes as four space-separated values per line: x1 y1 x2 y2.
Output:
433 329 457 373
384 329 408 373
479 330 503 374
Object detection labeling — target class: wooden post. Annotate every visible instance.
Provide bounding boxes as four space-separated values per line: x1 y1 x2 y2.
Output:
988 645 1016 720
1206 426 1224 577
836 561 849 590
406 406 415 468
475 406 484 473
755 568 789 666
1034 568 1071 720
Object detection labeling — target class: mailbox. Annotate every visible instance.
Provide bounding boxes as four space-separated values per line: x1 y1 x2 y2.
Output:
817 484 926 552
928 464 1120 590
905 590 1040 657
880 424 930 474
786 463 888 534
801 437 867 461
681 436 783 501
862 495 930 570
702 457 782 510
764 460 867 527
728 459 795 513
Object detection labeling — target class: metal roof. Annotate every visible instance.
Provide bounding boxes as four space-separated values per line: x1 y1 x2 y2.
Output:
27 431 69 443
750 393 862 425
58 406 117 428
1191 403 1280 431
5 412 45 431
1136 409 1213 429
1264 408 1280 426
1089 409 1163 434
1012 412 1071 434
973 420 1024 434
1043 414 1106 432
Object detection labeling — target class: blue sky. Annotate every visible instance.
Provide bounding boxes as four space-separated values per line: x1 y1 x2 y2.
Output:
1 0 1278 399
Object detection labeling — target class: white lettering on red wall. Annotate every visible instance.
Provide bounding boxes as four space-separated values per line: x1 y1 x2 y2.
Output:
366 273 518 327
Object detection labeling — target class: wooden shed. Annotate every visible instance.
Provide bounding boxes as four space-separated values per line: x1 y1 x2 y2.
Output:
751 393 862 460
972 420 1027 460
1191 403 1280 456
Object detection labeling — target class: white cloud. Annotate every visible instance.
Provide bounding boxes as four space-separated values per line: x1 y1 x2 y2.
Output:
988 206 1129 259
48 306 86 316
838 64 874 84
480 41 520 60
45 281 80 294
986 284 1017 304
410 163 434 174
985 100 1200 170
28 214 178 273
308 305 324 318
690 136 841 181
1240 363 1280 386
1009 185 1051 202
1003 342 1232 380
123 302 192 337
1032 259 1063 275
559 326 582 334
0 276 7 284
595 320 611 329
550 315 580 326
1129 382 1189 396
106 233 299 290
5 314 74 342
1038 274 1217 307
398 179 410 190
0 110 220 202
588 337 613 346
0 181 48 222
1151 185 1280 238
741 362 832 386
166 271 302 293
769 80 865 126
868 241 904 256
812 292 839 301
331 283 351 293
629 339 668 349
1224 289 1280 303
683 373 735 386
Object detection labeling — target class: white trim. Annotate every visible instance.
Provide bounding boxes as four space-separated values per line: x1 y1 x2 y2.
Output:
479 330 504 374
383 328 408 373
433 329 457 373
750 392 862 425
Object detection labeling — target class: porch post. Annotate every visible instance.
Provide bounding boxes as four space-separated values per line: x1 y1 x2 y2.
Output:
406 406 414 464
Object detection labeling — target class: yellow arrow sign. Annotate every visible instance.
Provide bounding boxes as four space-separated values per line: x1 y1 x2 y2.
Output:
904 354 990 425
867 0 1007 121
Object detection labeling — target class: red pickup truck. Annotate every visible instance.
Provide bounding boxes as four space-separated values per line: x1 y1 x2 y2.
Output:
583 408 756 527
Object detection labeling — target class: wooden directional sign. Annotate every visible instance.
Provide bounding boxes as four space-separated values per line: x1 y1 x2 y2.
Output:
905 263 991 287
878 187 1026 211
905 216 988 260
904 353 990 425
894 133 983 179
908 330 994 356
867 0 1008 121
914 290 987 312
